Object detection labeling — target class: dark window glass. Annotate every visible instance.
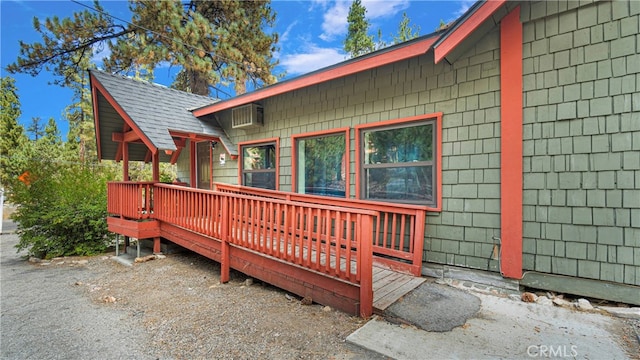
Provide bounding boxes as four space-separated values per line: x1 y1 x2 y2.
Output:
361 121 435 205
241 143 276 189
296 133 346 197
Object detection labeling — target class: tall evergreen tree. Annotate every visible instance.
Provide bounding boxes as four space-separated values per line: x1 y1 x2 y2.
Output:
344 0 375 58
63 55 97 163
7 0 280 96
393 12 420 44
26 117 45 141
0 77 28 191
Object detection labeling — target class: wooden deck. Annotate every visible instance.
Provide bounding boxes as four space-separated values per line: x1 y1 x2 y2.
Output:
107 182 428 317
373 265 426 312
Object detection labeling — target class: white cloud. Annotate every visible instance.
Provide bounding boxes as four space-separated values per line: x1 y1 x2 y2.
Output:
280 20 299 43
362 0 410 19
90 42 112 66
280 45 346 75
319 0 350 42
454 0 476 18
318 0 410 42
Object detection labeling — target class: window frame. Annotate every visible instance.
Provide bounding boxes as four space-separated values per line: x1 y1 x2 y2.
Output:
291 127 350 198
355 113 442 211
237 137 280 190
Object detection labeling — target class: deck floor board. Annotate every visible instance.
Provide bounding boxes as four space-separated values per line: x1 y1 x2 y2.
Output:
373 266 426 312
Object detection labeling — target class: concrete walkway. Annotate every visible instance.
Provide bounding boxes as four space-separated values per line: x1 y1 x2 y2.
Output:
348 284 637 359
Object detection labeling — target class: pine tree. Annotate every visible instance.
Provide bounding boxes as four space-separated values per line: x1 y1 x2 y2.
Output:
26 117 45 141
344 0 375 58
7 0 280 96
393 12 420 44
63 56 98 164
0 77 28 191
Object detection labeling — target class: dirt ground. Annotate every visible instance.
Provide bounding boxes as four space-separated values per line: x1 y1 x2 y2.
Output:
0 229 385 360
81 250 383 359
2 222 638 359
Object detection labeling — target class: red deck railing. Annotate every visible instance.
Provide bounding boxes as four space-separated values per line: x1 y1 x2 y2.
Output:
214 183 427 276
107 182 154 220
106 181 376 317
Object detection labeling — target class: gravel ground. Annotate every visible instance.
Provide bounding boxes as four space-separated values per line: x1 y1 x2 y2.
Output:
0 230 385 360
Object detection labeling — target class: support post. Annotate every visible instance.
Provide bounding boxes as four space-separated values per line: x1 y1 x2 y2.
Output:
358 214 373 318
123 142 129 181
152 151 160 182
500 6 523 279
412 210 426 276
220 196 230 283
153 237 161 254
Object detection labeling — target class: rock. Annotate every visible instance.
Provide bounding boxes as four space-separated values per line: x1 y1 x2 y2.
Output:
301 296 313 305
134 255 156 263
536 296 553 306
552 297 573 308
76 260 89 265
285 294 294 301
521 292 537 303
576 298 594 311
508 294 522 302
102 295 116 303
598 306 640 320
155 254 166 259
322 306 332 312
244 278 254 286
40 262 51 266
74 281 83 286
28 257 41 263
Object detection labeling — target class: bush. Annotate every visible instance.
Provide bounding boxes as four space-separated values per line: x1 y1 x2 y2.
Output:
12 164 116 259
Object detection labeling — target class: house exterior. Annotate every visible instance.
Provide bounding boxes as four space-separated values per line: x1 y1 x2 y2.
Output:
93 0 640 310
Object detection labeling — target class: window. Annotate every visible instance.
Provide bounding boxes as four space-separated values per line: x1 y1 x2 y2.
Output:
293 128 349 197
239 139 278 190
357 115 440 207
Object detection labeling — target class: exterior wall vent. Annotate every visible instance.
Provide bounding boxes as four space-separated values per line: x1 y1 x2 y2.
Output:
232 104 263 129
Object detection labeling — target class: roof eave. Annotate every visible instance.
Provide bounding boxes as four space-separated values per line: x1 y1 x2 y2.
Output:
433 0 507 64
192 34 440 117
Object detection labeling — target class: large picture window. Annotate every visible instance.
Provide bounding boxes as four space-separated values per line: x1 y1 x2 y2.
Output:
359 117 438 206
293 129 348 197
240 139 278 190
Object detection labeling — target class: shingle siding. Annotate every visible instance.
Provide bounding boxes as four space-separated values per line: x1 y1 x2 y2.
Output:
196 0 639 288
522 0 640 285
208 28 503 272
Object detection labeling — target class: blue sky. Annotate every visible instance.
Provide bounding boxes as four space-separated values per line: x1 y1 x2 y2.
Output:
1 0 473 139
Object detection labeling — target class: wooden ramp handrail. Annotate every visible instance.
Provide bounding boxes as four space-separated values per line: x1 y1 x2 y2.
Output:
214 182 427 276
107 182 376 317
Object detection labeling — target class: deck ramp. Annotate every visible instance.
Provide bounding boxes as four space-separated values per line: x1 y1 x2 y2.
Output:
373 265 426 313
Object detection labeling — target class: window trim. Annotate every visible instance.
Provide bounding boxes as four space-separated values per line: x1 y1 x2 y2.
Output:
237 137 280 190
355 113 442 211
291 127 350 198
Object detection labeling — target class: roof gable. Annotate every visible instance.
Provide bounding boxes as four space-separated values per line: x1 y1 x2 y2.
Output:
90 70 237 159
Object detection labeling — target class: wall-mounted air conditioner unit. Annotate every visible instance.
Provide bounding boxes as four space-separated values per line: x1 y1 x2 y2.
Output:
232 103 263 129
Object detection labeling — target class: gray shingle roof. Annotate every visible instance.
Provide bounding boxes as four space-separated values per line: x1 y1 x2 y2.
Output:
90 70 236 156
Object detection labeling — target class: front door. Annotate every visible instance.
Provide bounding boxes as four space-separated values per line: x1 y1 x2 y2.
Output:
196 141 212 189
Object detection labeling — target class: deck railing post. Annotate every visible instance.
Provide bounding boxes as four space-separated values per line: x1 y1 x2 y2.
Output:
359 214 373 318
412 210 426 276
220 195 230 283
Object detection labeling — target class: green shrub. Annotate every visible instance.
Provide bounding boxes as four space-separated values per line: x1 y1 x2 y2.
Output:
12 164 116 259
